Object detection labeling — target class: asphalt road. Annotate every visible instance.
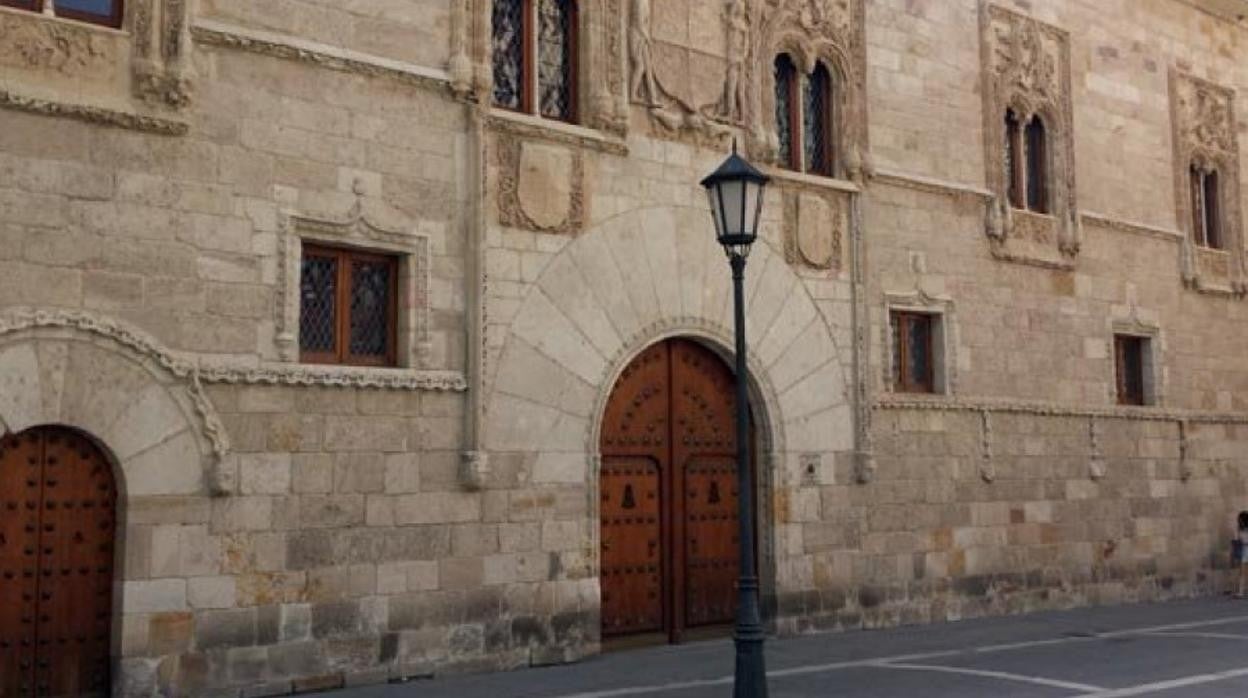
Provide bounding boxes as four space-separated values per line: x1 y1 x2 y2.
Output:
330 598 1248 697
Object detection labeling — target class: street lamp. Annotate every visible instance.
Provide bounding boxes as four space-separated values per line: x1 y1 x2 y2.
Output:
701 142 770 698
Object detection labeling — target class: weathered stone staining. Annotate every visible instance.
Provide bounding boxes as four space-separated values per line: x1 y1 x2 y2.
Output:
0 0 1244 695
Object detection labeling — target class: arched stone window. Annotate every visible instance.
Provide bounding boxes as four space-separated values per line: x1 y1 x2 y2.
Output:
492 0 578 123
1025 115 1048 213
1190 164 1222 249
1004 109 1049 214
773 54 836 176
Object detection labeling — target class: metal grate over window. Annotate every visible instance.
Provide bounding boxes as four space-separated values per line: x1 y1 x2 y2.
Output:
492 0 527 111
348 258 394 360
299 253 338 358
538 0 575 121
804 63 834 176
774 54 798 171
300 244 398 366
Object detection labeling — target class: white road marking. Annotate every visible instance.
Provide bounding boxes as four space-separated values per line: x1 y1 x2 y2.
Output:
1078 665 1248 697
1145 631 1248 641
880 662 1105 692
543 613 1248 698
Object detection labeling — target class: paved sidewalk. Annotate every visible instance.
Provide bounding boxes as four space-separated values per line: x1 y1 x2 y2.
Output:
324 598 1248 697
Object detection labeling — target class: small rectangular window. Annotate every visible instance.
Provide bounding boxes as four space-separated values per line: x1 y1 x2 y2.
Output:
1114 335 1148 406
891 311 936 394
300 244 398 367
492 0 577 123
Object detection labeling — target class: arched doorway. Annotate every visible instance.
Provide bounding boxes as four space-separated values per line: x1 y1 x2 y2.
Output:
0 426 117 697
599 338 756 644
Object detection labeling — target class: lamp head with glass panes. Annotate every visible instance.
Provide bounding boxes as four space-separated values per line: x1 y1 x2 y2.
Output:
700 141 771 258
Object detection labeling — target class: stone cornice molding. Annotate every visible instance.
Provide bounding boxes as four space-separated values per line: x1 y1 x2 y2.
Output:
870 169 992 201
0 88 188 135
485 110 629 156
197 363 467 392
190 19 452 95
875 395 1248 425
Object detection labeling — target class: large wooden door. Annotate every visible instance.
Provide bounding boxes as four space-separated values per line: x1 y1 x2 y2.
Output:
0 427 116 698
600 339 750 642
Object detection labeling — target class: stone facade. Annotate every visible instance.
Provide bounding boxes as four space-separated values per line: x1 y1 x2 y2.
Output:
0 0 1245 695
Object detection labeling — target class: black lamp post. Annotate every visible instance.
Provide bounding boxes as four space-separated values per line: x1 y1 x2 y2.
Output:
701 143 770 698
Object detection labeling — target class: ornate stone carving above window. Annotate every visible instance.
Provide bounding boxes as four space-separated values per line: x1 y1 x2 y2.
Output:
1170 70 1245 297
749 0 869 182
980 4 1079 270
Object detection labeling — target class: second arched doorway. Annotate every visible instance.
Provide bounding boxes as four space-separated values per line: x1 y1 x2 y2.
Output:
599 338 757 645
0 426 117 697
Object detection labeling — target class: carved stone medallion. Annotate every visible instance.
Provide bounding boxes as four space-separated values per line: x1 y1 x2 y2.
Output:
497 137 585 235
783 189 843 271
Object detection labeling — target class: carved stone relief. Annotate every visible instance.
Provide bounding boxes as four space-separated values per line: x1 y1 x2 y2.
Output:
783 188 844 271
624 0 868 163
0 0 193 130
1170 70 1245 296
132 0 194 107
626 0 735 144
979 3 1079 268
747 0 869 179
276 190 432 366
0 11 107 74
496 136 586 235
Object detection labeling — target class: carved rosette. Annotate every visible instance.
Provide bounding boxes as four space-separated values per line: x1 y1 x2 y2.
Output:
1170 70 1245 296
979 3 1078 267
746 0 870 180
495 136 586 235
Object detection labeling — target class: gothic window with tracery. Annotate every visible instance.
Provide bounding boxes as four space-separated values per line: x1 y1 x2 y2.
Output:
492 0 578 123
774 54 837 177
1190 165 1222 249
300 244 398 367
0 0 123 27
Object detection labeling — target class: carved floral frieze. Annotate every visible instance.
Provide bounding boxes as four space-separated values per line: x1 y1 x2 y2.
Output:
1170 71 1245 296
0 10 107 74
979 3 1079 268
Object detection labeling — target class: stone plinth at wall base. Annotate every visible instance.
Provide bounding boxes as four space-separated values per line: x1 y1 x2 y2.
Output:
771 570 1227 638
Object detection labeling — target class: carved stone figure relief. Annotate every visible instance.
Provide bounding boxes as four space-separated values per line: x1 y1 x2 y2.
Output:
1170 70 1245 296
979 3 1078 269
496 136 586 235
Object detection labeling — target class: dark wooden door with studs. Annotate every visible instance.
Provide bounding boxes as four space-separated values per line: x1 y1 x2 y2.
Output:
599 339 753 643
0 427 116 697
